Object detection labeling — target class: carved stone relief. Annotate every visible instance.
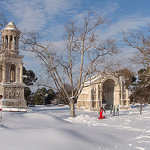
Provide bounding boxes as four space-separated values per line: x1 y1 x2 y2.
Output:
5 88 23 99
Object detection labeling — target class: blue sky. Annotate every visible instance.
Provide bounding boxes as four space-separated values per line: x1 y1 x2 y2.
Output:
1 0 150 75
1 0 150 41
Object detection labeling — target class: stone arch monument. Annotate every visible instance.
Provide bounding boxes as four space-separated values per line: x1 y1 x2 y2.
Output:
77 72 130 111
0 22 27 111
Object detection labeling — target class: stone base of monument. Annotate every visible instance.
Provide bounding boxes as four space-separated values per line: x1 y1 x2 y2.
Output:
1 99 27 112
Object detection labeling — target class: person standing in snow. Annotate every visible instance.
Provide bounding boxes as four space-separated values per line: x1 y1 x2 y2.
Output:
98 107 105 119
0 95 2 122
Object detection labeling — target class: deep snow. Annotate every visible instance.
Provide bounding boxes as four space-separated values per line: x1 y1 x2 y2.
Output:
0 105 150 150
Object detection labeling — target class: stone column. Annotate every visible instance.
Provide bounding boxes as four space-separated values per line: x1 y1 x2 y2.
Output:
99 88 102 108
114 89 120 106
95 84 99 109
2 64 6 83
121 82 125 106
12 36 15 50
2 36 4 50
16 37 19 50
20 64 23 83
16 65 20 83
120 81 123 106
4 35 6 50
88 87 91 106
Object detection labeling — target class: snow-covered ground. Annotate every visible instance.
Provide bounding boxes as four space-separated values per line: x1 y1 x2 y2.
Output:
0 105 150 150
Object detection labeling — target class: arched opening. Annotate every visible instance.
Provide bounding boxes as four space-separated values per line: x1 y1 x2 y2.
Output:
10 35 13 49
102 79 115 109
5 35 8 48
10 64 16 82
2 36 4 49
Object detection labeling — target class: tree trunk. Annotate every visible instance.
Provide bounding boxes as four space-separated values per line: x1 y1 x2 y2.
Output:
70 98 75 117
140 103 142 115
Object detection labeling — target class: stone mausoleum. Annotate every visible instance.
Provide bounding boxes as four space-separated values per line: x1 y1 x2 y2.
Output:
77 72 130 111
0 22 27 111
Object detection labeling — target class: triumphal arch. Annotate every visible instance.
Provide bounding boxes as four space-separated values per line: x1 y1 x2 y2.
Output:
77 72 130 111
0 22 27 111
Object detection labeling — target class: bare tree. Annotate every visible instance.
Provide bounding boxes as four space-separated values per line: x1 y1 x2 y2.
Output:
21 12 118 117
122 28 150 114
0 12 7 48
0 12 7 30
130 82 150 115
122 29 150 74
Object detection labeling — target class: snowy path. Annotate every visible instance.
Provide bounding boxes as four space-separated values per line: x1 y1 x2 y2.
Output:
0 105 150 150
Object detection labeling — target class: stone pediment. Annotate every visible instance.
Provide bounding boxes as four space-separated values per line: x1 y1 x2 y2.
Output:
84 72 120 86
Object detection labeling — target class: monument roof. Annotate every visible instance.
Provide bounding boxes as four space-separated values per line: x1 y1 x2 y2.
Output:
3 22 18 30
